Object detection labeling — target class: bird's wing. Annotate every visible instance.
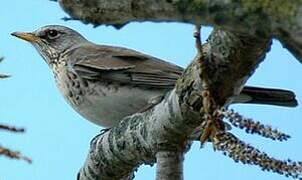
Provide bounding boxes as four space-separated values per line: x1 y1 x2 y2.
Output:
68 44 184 89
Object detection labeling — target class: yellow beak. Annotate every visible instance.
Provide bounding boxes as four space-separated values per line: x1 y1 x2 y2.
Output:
11 32 39 42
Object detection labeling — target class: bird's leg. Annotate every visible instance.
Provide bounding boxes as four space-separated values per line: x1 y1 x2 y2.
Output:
194 25 225 145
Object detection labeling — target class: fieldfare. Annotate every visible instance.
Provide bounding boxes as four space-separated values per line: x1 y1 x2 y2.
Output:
11 25 298 127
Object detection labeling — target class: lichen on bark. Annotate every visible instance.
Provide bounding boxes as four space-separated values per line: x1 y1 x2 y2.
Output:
59 0 302 61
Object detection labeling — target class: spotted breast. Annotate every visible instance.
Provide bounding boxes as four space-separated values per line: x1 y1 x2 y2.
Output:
52 63 166 127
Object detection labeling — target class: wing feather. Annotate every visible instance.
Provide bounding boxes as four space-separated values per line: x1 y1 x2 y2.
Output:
68 44 183 89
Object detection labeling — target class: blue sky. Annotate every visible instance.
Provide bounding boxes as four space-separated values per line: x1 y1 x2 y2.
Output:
0 1 301 180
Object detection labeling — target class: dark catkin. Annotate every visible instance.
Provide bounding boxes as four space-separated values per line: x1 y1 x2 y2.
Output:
212 132 302 179
219 108 290 141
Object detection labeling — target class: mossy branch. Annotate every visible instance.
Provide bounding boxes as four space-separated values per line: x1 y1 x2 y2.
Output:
58 0 302 62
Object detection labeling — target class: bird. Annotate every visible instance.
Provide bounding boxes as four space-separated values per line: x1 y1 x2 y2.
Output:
11 25 298 128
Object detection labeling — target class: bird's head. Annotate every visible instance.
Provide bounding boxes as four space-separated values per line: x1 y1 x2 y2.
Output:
12 25 87 67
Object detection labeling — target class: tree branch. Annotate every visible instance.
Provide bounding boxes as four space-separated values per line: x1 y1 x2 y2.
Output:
76 28 271 179
0 124 25 133
58 0 302 62
52 1 302 179
0 57 30 163
156 151 184 180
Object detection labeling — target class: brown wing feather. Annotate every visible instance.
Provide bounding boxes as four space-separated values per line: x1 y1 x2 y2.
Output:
69 44 184 89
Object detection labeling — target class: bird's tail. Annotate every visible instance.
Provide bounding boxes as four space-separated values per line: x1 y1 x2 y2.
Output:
235 86 298 107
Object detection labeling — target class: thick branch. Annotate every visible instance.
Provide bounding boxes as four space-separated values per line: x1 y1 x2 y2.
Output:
78 90 191 180
77 29 271 179
58 0 302 62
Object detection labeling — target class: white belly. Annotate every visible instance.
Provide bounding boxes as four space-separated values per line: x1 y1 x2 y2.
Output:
55 69 166 127
75 83 164 127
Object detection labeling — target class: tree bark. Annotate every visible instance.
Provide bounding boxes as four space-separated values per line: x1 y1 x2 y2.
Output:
54 1 302 179
156 151 184 180
58 0 302 62
54 0 302 179
56 1 276 179
72 25 271 179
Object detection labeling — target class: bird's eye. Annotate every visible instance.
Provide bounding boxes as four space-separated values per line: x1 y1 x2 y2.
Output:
46 30 59 39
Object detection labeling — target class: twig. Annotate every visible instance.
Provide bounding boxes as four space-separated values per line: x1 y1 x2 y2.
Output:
194 24 203 55
0 146 32 163
0 74 10 79
0 57 10 79
0 124 25 133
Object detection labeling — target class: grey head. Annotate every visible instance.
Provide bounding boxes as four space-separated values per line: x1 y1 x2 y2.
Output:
11 25 89 67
